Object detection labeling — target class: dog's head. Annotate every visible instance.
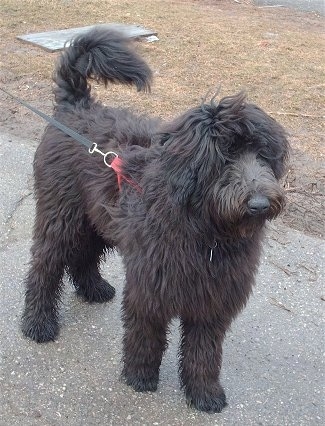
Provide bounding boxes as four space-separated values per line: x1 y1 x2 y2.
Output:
157 92 289 237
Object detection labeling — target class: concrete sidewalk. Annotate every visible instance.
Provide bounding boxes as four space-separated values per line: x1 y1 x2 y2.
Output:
0 132 324 425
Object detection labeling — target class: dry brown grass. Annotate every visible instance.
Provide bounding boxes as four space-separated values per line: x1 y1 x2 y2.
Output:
0 0 324 236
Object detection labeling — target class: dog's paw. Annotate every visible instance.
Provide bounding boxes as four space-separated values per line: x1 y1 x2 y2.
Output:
76 279 116 303
123 372 159 392
21 314 59 343
186 390 227 413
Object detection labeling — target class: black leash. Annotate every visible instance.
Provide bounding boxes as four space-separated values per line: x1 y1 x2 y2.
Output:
0 86 118 166
1 86 93 149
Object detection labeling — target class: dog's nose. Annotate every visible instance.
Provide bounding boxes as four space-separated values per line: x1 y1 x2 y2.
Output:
247 194 270 215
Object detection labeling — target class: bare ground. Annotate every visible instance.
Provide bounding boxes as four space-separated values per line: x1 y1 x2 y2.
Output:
0 0 324 238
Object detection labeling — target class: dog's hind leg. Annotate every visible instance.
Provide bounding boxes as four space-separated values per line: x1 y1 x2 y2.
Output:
179 318 227 413
21 225 66 343
66 228 115 303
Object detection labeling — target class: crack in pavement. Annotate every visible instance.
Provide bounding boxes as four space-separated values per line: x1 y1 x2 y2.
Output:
0 191 34 250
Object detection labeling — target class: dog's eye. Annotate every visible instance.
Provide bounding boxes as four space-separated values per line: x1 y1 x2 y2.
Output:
257 151 268 160
258 146 281 161
159 134 171 146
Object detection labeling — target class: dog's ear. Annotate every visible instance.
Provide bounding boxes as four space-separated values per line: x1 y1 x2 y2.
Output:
166 161 198 205
245 105 290 179
158 106 224 207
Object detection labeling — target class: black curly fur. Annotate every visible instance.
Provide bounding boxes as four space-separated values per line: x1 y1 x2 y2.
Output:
53 26 152 106
21 26 289 413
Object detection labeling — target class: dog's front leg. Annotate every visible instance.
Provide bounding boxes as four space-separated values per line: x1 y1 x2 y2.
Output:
179 318 227 413
121 282 169 392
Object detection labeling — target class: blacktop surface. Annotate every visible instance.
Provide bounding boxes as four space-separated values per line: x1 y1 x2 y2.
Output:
0 118 324 426
254 0 324 15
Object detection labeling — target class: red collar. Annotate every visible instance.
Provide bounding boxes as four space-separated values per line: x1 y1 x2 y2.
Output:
110 156 142 193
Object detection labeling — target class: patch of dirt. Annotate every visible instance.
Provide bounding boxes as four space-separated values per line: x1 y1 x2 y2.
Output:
283 149 324 239
0 0 324 238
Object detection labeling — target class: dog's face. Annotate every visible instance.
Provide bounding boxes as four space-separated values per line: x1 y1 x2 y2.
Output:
159 92 289 238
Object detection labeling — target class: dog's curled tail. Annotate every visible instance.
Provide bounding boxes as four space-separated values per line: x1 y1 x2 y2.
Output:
53 26 152 106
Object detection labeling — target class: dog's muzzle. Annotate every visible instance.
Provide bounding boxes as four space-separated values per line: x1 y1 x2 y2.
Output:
247 194 270 216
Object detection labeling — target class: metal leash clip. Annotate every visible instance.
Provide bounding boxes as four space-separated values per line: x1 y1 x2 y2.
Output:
88 143 118 168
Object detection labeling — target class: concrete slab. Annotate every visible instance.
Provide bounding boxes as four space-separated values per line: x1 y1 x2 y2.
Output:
0 131 324 425
17 24 158 52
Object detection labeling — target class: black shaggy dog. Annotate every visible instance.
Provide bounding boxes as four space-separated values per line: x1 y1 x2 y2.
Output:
21 27 289 413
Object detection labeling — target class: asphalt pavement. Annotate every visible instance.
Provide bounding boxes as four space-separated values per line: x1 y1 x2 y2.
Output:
254 0 324 15
0 131 324 425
